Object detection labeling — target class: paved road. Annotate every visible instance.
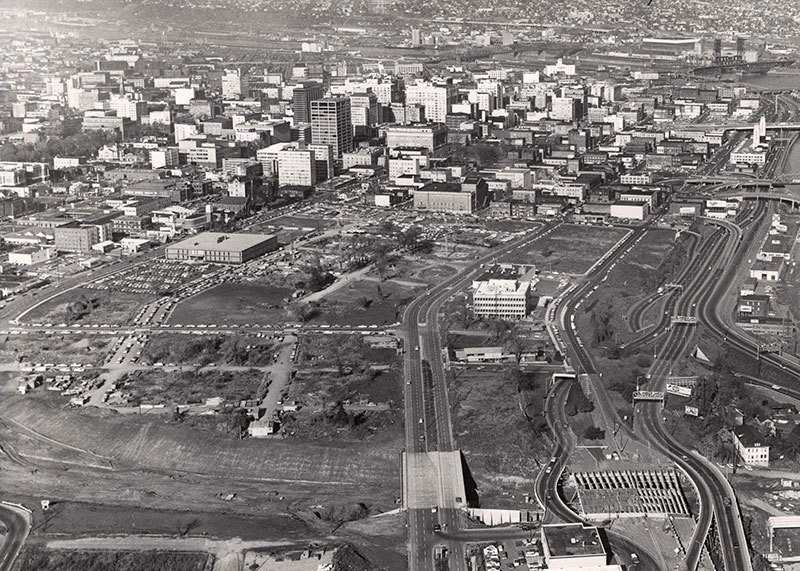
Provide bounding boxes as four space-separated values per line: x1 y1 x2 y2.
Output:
0 503 31 571
402 220 561 571
549 206 757 571
637 211 762 571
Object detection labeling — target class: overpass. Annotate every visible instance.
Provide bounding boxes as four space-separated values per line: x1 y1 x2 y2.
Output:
687 121 800 132
716 186 800 208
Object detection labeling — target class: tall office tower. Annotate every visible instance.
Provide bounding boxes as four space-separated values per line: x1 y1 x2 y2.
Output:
293 81 325 125
221 69 246 100
277 149 316 187
349 91 380 127
311 96 353 158
405 82 456 123
411 29 422 46
308 143 334 182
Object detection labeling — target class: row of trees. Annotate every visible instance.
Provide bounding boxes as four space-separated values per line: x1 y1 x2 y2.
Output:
0 130 118 164
65 294 101 323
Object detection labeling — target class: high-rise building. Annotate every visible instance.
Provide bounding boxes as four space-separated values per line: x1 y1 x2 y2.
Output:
349 91 379 127
277 149 316 187
307 144 334 182
293 81 325 124
405 82 456 123
311 97 353 158
222 69 247 100
411 29 422 46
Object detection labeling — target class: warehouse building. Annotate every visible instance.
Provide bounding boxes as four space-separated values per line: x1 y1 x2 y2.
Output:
166 232 277 264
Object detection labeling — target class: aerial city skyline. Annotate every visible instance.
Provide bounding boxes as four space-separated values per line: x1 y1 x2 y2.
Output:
1 1 800 570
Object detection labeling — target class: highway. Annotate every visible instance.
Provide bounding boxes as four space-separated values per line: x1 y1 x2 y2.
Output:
543 202 763 570
636 210 763 571
0 503 31 571
403 220 562 571
535 218 674 568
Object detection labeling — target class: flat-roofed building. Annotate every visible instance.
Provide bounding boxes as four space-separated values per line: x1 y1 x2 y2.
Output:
385 124 448 152
165 232 277 264
277 149 316 187
541 523 611 569
54 223 101 253
471 265 534 319
7 246 53 265
413 182 475 214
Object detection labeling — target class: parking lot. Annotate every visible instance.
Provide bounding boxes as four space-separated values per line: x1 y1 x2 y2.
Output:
88 259 219 295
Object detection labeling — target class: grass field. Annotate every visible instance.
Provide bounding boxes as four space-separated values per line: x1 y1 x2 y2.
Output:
16 546 212 571
309 279 424 326
296 333 399 369
500 224 628 274
31 501 312 540
20 287 154 326
169 283 293 326
289 368 402 408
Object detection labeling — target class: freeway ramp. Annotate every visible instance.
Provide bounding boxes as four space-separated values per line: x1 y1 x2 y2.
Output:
403 451 467 510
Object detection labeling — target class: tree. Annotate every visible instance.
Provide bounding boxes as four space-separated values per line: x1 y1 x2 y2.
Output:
224 409 250 437
373 242 395 281
583 426 605 440
565 383 594 416
504 336 528 363
400 225 423 250
693 376 718 417
305 259 333 292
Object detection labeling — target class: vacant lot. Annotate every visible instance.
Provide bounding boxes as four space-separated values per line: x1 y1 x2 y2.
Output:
289 368 401 408
120 368 268 406
141 334 276 367
0 335 112 366
296 333 399 369
169 283 292 326
31 501 311 540
500 224 628 274
284 334 403 441
20 288 154 326
16 545 212 571
308 279 423 326
0 395 401 488
449 367 550 508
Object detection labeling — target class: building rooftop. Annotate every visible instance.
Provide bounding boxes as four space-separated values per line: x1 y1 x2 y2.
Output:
734 425 769 449
168 232 276 253
753 259 784 272
542 523 606 559
476 264 519 282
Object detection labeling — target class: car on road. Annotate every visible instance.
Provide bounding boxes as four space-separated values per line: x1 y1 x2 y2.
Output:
433 524 441 532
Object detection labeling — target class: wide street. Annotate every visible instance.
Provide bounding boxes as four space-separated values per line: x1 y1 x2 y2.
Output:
402 219 561 570
0 503 31 571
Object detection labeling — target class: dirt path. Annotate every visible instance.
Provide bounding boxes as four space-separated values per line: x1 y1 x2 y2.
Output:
302 266 371 304
249 335 296 433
